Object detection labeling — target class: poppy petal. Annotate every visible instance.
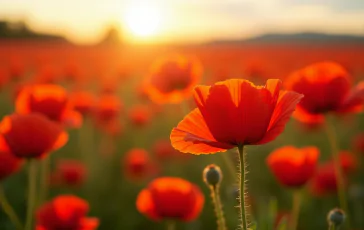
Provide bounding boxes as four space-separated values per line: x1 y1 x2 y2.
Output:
136 189 160 221
257 90 304 144
293 106 325 124
338 81 364 113
53 131 69 151
194 79 277 144
170 109 233 154
61 110 83 128
79 217 99 230
183 185 205 221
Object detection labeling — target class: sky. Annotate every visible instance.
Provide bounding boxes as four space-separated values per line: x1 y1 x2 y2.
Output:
0 0 364 44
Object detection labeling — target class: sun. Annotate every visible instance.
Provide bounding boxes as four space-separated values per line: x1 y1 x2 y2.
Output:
124 2 162 38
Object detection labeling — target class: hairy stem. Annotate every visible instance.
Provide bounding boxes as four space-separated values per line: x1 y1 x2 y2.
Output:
238 145 248 230
211 185 227 230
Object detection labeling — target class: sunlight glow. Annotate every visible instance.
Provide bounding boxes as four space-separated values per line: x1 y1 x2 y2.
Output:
124 2 162 38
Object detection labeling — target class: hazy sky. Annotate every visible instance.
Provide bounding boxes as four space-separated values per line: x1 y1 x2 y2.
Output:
0 0 363 44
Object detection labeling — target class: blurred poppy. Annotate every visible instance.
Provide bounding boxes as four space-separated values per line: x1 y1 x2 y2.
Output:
144 55 203 104
8 56 25 81
332 151 358 175
128 105 151 127
310 163 341 196
266 146 319 188
33 66 60 84
136 85 149 102
100 78 119 95
70 91 96 116
136 177 204 222
0 113 68 158
123 148 158 181
51 160 87 187
36 195 99 230
99 119 123 137
285 62 364 123
64 61 82 82
309 152 355 197
93 94 122 123
294 118 323 132
170 79 303 154
15 84 82 128
353 133 364 154
0 137 23 181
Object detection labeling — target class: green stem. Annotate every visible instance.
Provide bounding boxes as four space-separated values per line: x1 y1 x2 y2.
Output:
238 145 248 230
290 190 302 230
0 185 23 230
211 186 227 230
220 152 236 182
329 224 336 230
166 220 176 230
324 119 350 229
39 156 50 206
25 160 38 230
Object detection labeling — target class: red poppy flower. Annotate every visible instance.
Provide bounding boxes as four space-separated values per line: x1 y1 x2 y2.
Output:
99 119 123 137
128 105 151 127
15 84 82 128
36 195 99 230
332 151 358 175
266 146 319 188
70 91 96 116
309 152 355 197
170 79 303 154
0 137 23 181
144 55 203 104
0 113 68 158
8 57 25 80
33 66 60 84
310 163 341 196
136 177 204 222
51 160 87 187
123 148 158 181
294 118 323 132
285 62 364 123
93 94 122 123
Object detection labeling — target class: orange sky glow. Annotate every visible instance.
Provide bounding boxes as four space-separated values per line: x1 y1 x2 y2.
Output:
0 0 364 44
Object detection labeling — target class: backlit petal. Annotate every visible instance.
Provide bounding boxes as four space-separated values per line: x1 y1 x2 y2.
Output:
171 109 233 154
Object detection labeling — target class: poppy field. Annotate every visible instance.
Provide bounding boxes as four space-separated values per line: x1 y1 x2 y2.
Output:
0 40 364 230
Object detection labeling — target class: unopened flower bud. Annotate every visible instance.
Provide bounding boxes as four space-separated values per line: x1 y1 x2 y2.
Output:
203 164 222 188
327 208 345 228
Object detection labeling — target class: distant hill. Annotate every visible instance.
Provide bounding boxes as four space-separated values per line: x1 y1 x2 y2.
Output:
0 21 67 42
209 32 364 45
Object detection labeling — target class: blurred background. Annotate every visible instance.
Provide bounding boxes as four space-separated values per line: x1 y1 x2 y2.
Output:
0 0 364 230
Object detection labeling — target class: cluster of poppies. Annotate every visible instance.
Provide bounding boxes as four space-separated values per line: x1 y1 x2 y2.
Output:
0 46 363 230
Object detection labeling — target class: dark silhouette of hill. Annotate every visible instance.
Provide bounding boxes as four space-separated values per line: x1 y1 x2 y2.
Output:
208 32 364 45
0 21 67 41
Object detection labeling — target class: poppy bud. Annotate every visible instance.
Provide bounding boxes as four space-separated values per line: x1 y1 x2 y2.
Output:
327 208 345 228
203 164 222 188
